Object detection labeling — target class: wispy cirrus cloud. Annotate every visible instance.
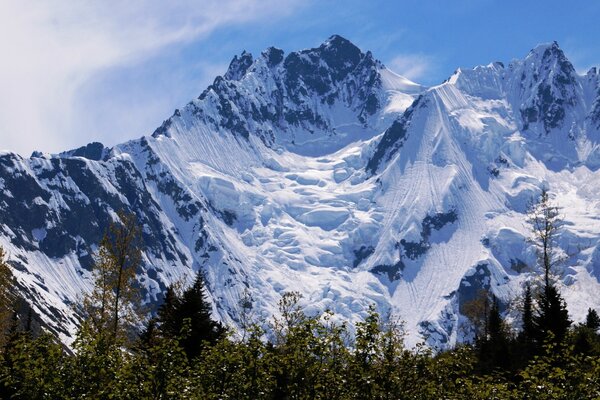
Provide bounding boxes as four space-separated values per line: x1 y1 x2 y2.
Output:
0 0 303 155
386 53 436 83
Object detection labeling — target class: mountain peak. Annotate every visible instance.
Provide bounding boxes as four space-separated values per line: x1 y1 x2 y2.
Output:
261 46 285 67
517 41 579 133
224 50 254 81
321 34 357 50
526 41 573 71
314 35 365 74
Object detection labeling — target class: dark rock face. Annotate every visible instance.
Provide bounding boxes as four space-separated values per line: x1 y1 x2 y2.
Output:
519 42 579 133
224 51 254 81
457 263 491 314
588 69 600 129
399 210 458 261
60 142 108 161
154 35 385 150
353 245 374 268
366 96 425 174
370 261 404 281
262 47 284 68
0 153 186 267
367 210 458 283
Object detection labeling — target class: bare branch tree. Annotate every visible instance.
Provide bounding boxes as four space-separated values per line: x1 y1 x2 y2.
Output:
82 210 143 344
526 187 564 291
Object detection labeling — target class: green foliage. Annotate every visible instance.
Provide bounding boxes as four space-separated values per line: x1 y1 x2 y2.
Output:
118 335 192 400
1 290 600 399
0 333 68 399
193 328 275 399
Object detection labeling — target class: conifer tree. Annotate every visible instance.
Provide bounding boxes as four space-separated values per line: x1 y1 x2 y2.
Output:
177 272 224 358
517 283 537 363
585 308 600 332
527 189 571 346
476 296 511 373
156 285 181 339
156 272 224 359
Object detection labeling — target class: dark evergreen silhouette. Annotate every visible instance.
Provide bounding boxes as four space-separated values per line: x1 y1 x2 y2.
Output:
517 283 537 365
585 308 600 331
156 272 224 359
533 284 571 345
476 296 511 373
157 285 181 338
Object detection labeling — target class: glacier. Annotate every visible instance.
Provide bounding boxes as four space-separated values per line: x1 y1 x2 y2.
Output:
1 35 600 348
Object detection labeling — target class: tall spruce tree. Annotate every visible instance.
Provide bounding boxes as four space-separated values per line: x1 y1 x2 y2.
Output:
178 273 224 358
575 308 600 356
156 272 224 359
476 295 511 373
527 189 571 346
533 284 570 344
585 308 600 332
156 285 181 339
518 283 536 363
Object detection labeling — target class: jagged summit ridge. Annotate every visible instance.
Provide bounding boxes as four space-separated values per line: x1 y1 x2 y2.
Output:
152 35 422 156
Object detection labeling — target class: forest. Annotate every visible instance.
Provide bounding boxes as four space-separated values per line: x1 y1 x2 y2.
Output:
0 190 599 399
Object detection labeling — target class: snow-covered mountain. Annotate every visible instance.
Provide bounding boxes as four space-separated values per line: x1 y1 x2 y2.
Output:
1 36 600 348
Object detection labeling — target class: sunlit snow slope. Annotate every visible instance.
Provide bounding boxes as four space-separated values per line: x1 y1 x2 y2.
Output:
1 36 600 348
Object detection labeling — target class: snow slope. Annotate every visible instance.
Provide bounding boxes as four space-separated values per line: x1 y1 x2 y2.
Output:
1 36 600 348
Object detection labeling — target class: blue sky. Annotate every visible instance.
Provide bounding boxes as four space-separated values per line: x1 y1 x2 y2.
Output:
1 0 599 156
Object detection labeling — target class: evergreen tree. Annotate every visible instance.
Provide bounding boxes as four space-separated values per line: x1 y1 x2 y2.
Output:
585 308 600 332
156 272 224 359
533 284 571 345
517 283 537 364
157 285 181 339
177 273 224 358
527 189 571 347
476 296 511 373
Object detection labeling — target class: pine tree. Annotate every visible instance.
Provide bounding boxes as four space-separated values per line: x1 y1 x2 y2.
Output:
156 272 224 359
527 189 571 346
177 273 224 358
157 285 182 338
476 296 511 373
573 308 600 356
517 283 537 363
585 308 600 332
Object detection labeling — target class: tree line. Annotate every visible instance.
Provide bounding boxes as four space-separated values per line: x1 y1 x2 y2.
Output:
0 192 599 399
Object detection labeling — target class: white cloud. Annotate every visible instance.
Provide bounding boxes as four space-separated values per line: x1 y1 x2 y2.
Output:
386 53 434 82
0 0 302 155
